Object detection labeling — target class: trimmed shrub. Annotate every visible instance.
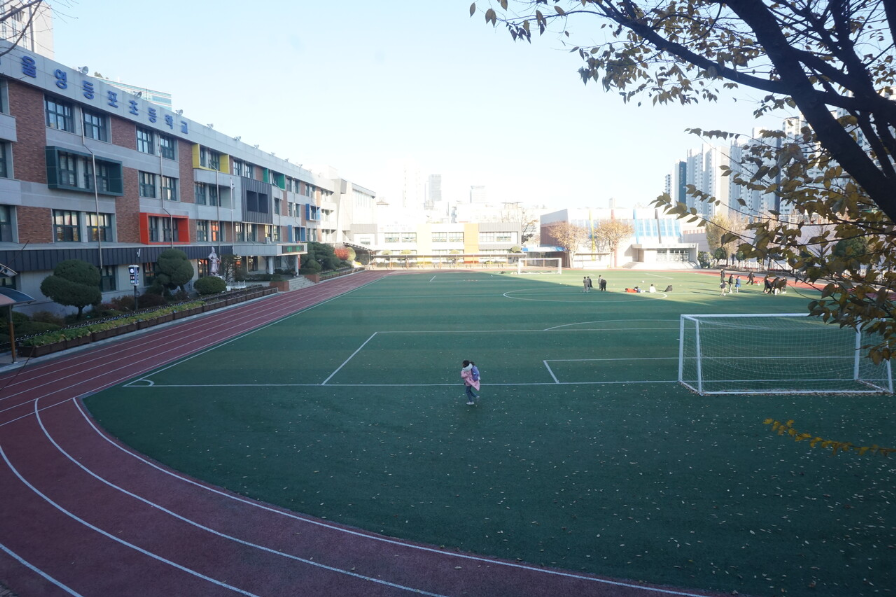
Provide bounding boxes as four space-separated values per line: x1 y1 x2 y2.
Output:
194 276 227 295
111 295 136 312
39 259 102 318
137 292 167 308
30 311 66 326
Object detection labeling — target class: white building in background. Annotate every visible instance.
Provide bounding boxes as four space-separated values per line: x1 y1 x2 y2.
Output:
425 174 441 211
1 0 53 58
540 208 701 269
470 185 487 204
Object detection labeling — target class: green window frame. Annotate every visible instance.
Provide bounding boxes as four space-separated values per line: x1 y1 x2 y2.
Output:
99 265 116 292
159 134 175 160
45 96 73 131
139 172 156 198
46 147 123 196
83 110 107 141
136 127 154 154
86 213 113 242
53 210 80 242
161 176 178 201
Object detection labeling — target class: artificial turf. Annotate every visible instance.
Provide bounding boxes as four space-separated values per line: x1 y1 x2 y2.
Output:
85 270 896 596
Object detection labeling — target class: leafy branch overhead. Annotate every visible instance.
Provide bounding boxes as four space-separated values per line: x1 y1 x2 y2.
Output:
472 0 896 222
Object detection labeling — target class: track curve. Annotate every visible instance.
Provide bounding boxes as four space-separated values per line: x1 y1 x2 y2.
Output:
0 272 727 597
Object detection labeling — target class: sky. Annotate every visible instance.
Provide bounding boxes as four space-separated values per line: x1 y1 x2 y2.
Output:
52 0 783 210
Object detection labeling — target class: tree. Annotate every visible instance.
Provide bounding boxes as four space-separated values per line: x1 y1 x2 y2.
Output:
475 1 896 222
704 213 745 264
0 1 53 59
500 203 539 244
476 1 896 361
40 259 101 318
545 222 588 267
156 249 194 292
593 219 634 267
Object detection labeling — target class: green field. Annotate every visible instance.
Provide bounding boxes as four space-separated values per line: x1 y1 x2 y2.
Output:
86 271 896 597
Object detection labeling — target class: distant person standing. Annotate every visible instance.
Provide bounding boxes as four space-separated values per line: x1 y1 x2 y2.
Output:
734 276 741 293
583 277 589 293
599 276 607 291
747 271 755 285
720 269 726 283
586 276 593 292
728 274 734 293
461 360 480 405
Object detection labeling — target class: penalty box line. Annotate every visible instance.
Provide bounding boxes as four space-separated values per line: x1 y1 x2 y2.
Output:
125 380 680 389
544 357 677 385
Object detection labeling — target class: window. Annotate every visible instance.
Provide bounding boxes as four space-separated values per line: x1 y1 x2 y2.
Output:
136 127 154 154
432 232 446 243
210 221 221 242
449 232 464 243
479 231 517 243
161 176 178 201
99 265 116 292
58 152 77 186
82 110 107 141
85 161 110 193
139 172 156 198
46 147 123 195
45 96 74 131
245 163 254 178
0 205 13 242
200 147 220 170
0 142 7 178
159 134 175 160
208 185 219 206
401 232 416 243
384 233 400 243
196 220 209 242
195 183 220 206
194 183 206 205
274 197 281 215
142 262 157 286
86 213 113 242
234 222 244 242
272 225 281 242
53 210 80 242
162 217 178 242
245 223 257 242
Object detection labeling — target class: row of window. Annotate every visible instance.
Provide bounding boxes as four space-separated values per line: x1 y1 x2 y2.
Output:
137 171 178 200
53 210 113 242
380 232 519 244
45 95 176 158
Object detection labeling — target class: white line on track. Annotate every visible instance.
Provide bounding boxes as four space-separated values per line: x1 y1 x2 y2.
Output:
0 280 377 413
0 277 379 401
69 399 712 597
0 541 85 596
33 399 448 597
0 437 262 596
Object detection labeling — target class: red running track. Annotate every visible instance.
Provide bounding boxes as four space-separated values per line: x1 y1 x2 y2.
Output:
0 272 728 597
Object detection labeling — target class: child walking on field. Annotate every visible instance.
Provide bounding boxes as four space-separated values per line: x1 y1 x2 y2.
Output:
461 360 480 405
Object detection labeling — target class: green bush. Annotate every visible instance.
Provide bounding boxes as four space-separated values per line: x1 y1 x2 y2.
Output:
194 276 227 295
40 259 102 318
31 311 66 326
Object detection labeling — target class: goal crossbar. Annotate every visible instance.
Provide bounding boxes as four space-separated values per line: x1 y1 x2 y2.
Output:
516 258 562 275
678 313 894 395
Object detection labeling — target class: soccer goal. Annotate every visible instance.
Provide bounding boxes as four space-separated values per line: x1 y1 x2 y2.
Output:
516 257 562 275
679 313 893 395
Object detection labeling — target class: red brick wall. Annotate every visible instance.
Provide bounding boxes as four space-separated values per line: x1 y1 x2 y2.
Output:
17 206 52 243
178 140 194 203
111 115 135 149
8 82 47 185
116 168 141 243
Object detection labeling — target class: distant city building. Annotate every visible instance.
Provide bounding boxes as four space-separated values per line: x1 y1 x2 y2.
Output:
1 0 53 58
103 80 173 109
470 185 487 204
425 174 441 210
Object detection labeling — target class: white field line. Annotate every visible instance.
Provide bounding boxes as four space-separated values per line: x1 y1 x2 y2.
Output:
321 333 378 386
0 441 262 597
503 292 669 303
133 283 377 386
33 400 448 597
544 361 560 384
429 275 436 282
126 381 679 389
0 541 85 596
71 400 710 597
547 357 678 362
543 319 677 331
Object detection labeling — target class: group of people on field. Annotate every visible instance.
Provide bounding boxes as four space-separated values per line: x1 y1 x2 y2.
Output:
582 276 608 292
720 269 788 295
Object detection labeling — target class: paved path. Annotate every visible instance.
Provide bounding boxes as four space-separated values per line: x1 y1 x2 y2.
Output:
0 272 728 597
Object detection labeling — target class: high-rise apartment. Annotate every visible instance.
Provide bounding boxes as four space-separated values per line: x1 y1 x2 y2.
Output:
0 0 53 58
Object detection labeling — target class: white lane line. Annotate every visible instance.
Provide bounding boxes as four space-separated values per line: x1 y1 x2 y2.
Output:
72 400 711 597
123 381 679 389
0 541 85 596
544 361 560 384
321 333 378 386
0 441 262 596
33 401 447 597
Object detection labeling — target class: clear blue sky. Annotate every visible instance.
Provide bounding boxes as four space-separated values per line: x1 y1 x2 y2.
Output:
53 0 780 209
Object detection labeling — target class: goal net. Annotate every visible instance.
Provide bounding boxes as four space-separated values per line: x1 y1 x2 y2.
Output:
679 313 893 395
517 258 562 275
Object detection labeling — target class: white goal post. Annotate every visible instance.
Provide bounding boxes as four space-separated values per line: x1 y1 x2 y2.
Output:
516 258 562 275
678 313 893 395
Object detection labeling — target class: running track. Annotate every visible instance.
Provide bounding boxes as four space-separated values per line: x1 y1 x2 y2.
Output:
0 271 728 597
